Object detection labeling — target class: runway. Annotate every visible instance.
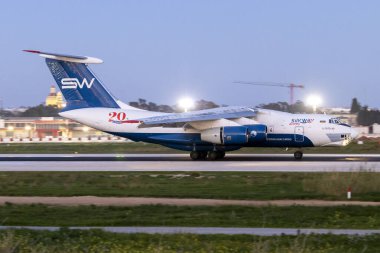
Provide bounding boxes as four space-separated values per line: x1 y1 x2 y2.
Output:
0 154 379 172
1 226 380 236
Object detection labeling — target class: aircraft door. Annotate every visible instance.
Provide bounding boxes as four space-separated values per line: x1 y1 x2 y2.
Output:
294 126 304 142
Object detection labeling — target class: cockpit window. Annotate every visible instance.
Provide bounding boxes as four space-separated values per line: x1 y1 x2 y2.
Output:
327 117 351 127
329 118 341 124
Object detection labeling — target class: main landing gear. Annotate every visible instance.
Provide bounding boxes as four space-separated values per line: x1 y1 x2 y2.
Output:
190 151 225 161
294 150 303 160
190 151 207 160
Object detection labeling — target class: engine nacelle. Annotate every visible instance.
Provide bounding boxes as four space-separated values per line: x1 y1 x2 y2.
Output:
246 124 267 143
200 127 224 144
200 125 267 145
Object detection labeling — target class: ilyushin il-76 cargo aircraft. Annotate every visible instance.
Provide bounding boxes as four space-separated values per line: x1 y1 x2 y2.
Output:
25 50 358 160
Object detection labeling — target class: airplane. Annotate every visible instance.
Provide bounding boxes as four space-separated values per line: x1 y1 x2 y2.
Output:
24 50 358 160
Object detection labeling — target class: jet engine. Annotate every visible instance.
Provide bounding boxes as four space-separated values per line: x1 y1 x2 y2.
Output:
201 125 267 145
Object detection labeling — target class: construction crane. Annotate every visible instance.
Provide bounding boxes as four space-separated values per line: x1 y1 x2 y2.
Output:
234 81 304 105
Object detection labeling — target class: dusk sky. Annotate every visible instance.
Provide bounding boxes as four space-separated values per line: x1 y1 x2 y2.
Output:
1 0 379 108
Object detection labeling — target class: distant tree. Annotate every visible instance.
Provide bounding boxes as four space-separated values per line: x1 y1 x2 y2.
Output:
194 100 219 110
157 105 174 113
0 110 17 117
138 98 147 105
357 106 380 126
289 100 313 114
129 98 149 110
128 102 140 108
357 106 368 126
146 102 155 111
129 99 174 113
20 104 59 117
259 101 290 112
258 101 313 113
350 98 361 113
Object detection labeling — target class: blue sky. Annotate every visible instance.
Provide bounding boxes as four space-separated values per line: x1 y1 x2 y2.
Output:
1 0 379 108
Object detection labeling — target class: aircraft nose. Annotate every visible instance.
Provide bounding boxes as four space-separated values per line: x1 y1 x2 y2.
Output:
351 128 359 139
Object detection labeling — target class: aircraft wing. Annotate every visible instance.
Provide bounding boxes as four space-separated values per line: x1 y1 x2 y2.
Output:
138 106 257 127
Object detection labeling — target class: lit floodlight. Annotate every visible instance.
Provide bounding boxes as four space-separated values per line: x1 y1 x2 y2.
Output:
178 97 195 112
7 126 14 131
82 126 89 132
306 94 322 113
24 125 31 131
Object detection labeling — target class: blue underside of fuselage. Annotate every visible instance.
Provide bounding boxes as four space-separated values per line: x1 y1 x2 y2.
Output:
106 132 314 152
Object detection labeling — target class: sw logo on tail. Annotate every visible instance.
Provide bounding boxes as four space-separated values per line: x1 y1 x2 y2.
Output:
61 78 95 89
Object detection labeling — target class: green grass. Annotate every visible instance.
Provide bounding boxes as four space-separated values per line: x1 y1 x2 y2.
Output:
0 142 181 154
1 204 380 229
0 171 379 201
0 141 379 154
1 229 379 253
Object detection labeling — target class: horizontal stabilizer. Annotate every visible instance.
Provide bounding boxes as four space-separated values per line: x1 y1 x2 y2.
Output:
23 50 103 64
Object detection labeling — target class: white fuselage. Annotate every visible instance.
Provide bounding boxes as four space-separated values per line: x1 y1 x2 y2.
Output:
60 107 358 148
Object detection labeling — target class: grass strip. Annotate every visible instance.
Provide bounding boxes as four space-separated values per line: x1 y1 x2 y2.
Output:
0 171 379 201
0 142 180 154
0 141 379 154
0 229 379 253
1 229 380 253
0 204 380 229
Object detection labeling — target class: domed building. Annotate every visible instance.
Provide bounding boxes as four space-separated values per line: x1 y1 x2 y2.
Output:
45 85 65 108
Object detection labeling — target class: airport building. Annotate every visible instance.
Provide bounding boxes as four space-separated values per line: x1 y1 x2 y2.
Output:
0 116 121 142
0 86 123 142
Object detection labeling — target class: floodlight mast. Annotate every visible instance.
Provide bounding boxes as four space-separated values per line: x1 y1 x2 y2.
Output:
234 81 304 105
178 97 195 112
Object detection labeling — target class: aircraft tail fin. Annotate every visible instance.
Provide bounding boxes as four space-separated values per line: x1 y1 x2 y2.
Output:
24 50 121 110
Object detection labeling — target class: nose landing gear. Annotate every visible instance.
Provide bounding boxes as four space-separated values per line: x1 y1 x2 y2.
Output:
294 150 303 160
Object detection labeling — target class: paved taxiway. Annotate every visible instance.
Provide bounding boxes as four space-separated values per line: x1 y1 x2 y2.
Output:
1 226 380 236
0 154 379 172
0 196 379 206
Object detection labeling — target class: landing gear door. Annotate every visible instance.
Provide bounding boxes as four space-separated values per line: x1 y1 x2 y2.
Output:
294 126 304 142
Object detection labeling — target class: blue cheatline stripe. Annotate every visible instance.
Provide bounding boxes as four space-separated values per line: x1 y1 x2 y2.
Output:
106 132 314 151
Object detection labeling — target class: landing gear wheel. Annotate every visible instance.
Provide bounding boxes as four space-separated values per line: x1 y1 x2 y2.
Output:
294 151 303 160
208 151 225 160
218 151 226 159
190 151 201 160
208 151 219 161
200 151 208 159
